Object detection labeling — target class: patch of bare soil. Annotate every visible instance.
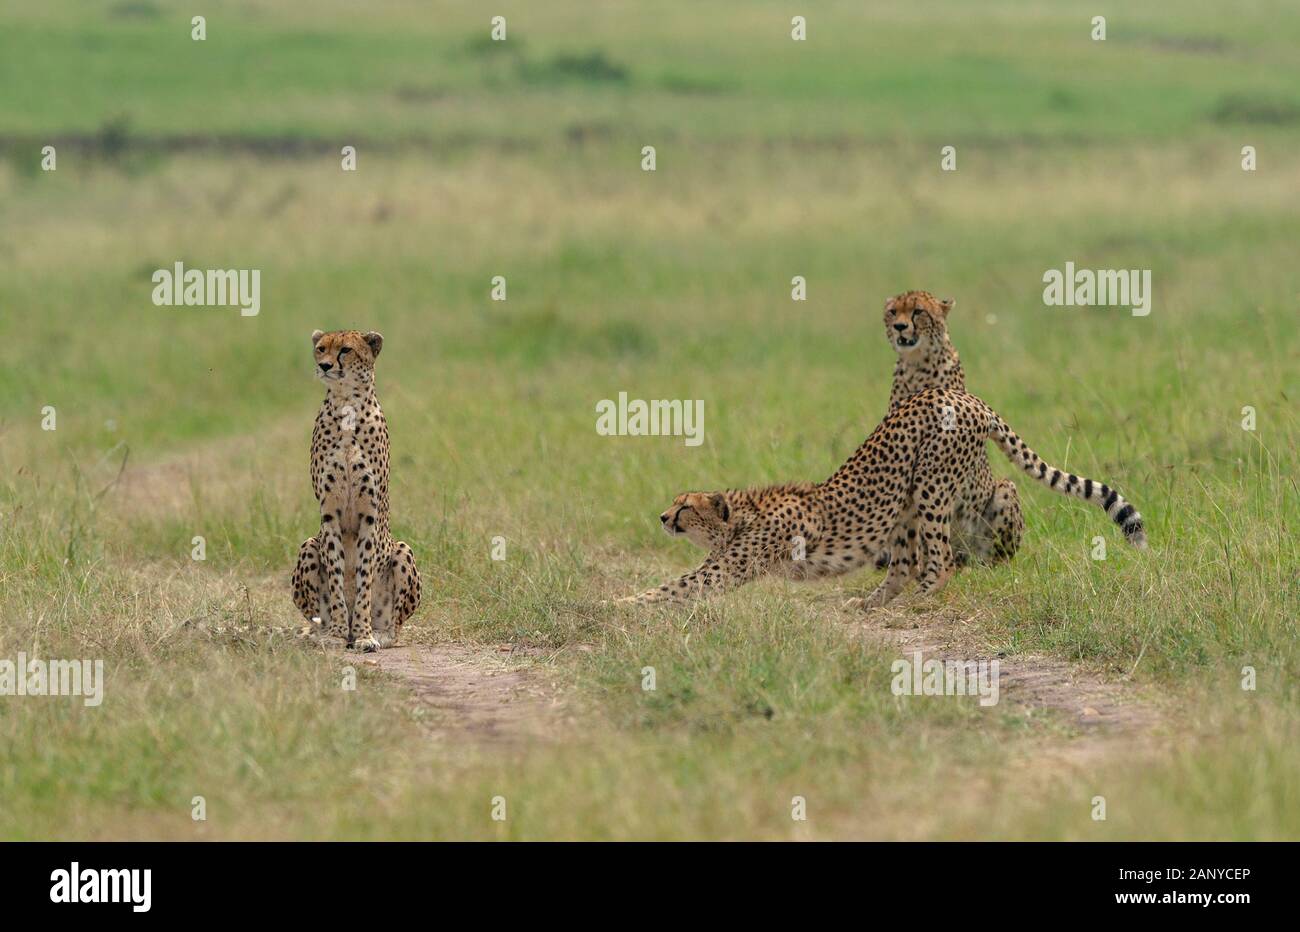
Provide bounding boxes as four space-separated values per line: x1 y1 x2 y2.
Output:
104 419 303 519
852 604 1162 736
360 643 567 746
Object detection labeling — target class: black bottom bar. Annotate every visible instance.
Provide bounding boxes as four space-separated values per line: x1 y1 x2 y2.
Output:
1 841 1286 917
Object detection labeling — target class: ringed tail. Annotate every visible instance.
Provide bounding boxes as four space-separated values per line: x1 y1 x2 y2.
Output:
986 412 1148 548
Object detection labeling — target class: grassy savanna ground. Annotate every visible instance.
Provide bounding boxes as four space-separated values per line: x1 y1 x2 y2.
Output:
1 0 1298 839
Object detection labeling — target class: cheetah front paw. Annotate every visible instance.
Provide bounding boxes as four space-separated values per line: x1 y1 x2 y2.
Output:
843 595 884 611
296 616 324 638
352 635 381 652
844 586 893 611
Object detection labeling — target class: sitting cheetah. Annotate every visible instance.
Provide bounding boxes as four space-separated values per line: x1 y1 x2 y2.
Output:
622 388 1145 606
879 290 1023 566
291 329 420 651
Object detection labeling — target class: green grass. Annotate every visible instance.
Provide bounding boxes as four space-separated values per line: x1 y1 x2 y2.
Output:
0 0 1297 840
4 1 1300 143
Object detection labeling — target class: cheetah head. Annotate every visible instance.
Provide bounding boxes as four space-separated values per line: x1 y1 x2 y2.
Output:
660 492 731 549
311 329 383 389
883 291 953 354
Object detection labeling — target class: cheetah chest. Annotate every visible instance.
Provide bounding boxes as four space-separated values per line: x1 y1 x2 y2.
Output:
331 441 366 533
318 414 381 537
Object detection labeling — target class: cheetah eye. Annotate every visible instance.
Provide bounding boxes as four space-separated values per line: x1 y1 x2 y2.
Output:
338 347 352 356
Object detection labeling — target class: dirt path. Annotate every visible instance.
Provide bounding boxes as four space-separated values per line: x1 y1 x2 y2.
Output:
368 600 1159 755
851 604 1161 737
108 420 302 518
357 642 567 745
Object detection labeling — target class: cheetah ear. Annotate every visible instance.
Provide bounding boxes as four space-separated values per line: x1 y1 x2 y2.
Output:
939 298 955 315
363 331 383 357
884 296 898 312
311 329 324 346
709 493 730 522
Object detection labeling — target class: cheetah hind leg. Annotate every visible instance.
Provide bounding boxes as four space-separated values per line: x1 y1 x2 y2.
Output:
955 478 1024 566
983 478 1024 563
371 541 420 649
291 537 345 645
290 537 319 623
391 541 421 628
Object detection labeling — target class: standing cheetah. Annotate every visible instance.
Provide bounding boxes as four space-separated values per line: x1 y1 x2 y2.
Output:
621 388 1145 606
880 290 1023 566
291 329 420 651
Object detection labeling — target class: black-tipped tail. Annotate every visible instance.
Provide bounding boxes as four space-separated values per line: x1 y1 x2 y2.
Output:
987 413 1148 549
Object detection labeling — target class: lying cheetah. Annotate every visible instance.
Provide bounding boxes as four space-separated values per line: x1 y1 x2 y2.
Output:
291 329 420 650
622 388 1145 606
880 290 1023 566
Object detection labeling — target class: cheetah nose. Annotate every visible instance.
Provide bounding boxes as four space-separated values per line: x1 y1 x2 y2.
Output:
318 362 333 372
893 322 908 332
660 512 670 524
